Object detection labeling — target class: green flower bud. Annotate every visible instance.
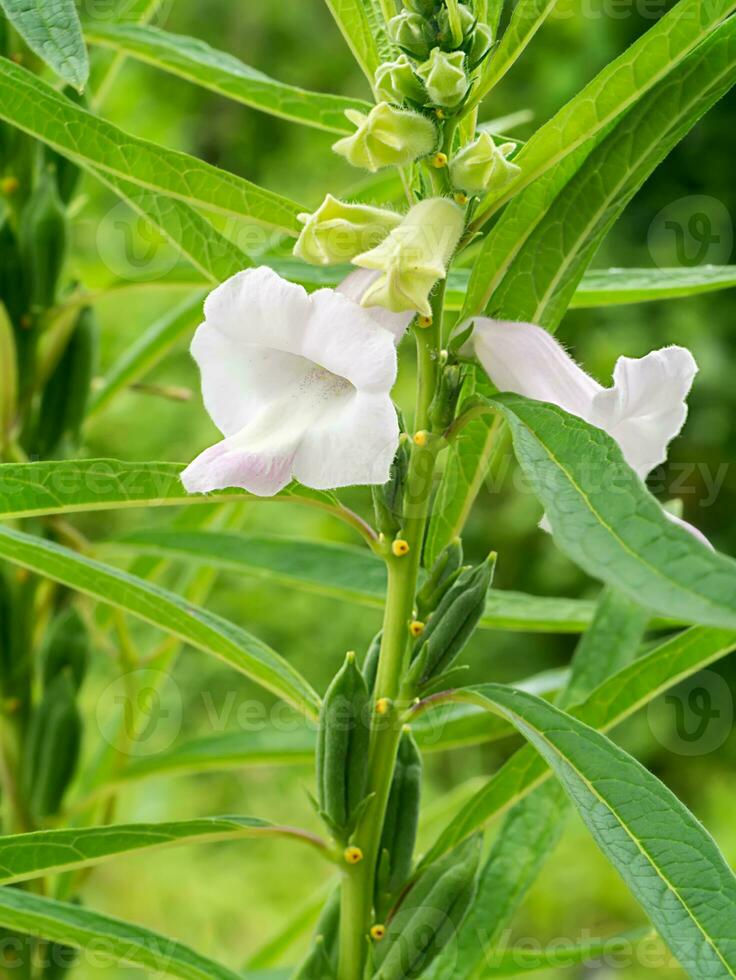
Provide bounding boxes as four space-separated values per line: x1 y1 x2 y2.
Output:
450 132 520 195
416 49 468 108
375 55 426 105
294 195 402 265
353 198 465 317
467 21 493 68
404 0 439 14
333 103 437 173
436 2 476 48
388 11 434 58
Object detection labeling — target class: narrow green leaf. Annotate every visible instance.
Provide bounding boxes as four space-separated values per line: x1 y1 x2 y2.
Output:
0 0 89 89
423 626 736 862
0 817 326 886
491 15 736 328
88 293 205 418
569 265 736 308
0 301 17 454
0 58 305 235
492 393 736 629
0 889 242 980
0 459 337 520
446 684 736 978
92 169 250 284
322 0 391 84
0 526 320 718
86 23 372 133
463 0 736 317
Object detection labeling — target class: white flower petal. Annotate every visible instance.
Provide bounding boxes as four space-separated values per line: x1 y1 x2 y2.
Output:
337 268 414 343
293 391 399 489
666 511 713 550
472 318 601 419
590 346 698 478
181 440 295 497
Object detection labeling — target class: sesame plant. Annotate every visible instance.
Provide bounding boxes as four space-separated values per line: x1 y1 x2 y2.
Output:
0 1 735 979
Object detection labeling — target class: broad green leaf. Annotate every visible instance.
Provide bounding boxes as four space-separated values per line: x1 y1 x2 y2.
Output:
323 0 391 84
0 0 89 89
0 526 320 718
0 58 305 235
425 588 649 980
92 169 250 283
475 929 652 977
470 0 558 108
569 265 736 308
86 22 372 133
0 889 242 980
463 0 736 317
423 625 736 862
440 684 736 978
88 293 205 418
0 459 339 522
0 817 326 885
490 16 736 328
492 394 736 629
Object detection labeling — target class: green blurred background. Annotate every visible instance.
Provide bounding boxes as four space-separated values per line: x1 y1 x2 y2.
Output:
46 0 736 975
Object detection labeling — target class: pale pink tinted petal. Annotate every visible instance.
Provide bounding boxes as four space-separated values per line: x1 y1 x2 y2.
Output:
181 438 294 497
473 318 601 419
337 268 414 343
591 346 698 478
293 391 399 489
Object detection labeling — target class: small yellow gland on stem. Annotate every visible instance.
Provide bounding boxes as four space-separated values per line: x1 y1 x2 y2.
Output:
376 697 392 715
392 539 410 557
344 846 364 865
417 314 433 329
0 176 19 195
454 192 469 206
370 924 386 941
431 152 449 169
409 620 425 637
413 430 429 447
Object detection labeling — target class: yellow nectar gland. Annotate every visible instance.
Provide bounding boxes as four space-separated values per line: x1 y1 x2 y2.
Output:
344 846 364 865
413 430 429 447
392 539 410 557
454 192 469 206
417 314 433 329
0 177 19 196
371 924 387 941
435 108 446 120
376 697 391 716
409 620 425 637
431 152 449 169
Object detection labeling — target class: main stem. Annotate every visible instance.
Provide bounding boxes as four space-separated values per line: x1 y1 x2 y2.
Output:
338 291 443 980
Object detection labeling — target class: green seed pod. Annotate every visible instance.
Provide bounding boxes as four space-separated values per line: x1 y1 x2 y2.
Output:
375 730 422 918
362 629 383 693
409 553 495 688
19 167 69 316
0 216 27 328
372 431 411 535
41 607 89 691
416 538 464 617
22 670 82 818
374 834 482 979
36 306 97 457
428 362 464 432
388 11 435 59
316 651 371 841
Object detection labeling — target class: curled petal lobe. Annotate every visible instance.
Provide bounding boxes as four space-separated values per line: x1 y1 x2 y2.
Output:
183 266 400 496
337 269 414 342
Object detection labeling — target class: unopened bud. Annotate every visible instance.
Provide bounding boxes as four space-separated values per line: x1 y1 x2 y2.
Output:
352 198 465 316
450 132 520 195
436 2 476 48
375 55 426 105
417 49 468 108
467 22 493 68
388 11 434 58
294 194 401 265
333 103 437 172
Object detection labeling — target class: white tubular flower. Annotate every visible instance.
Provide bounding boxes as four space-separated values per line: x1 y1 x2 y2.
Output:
472 318 709 544
182 267 402 497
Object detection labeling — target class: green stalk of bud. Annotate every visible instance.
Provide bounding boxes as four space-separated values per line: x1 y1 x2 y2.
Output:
375 55 427 106
373 834 482 979
294 195 402 266
375 729 422 918
333 104 437 173
416 538 464 617
408 553 496 688
316 651 371 842
388 11 435 58
416 49 468 108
